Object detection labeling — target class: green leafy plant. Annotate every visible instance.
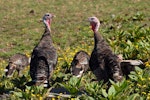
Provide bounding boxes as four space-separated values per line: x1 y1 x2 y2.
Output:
128 67 150 99
58 76 82 96
11 85 48 100
84 81 104 99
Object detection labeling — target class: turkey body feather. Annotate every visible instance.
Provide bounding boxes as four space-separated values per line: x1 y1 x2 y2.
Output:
71 50 90 77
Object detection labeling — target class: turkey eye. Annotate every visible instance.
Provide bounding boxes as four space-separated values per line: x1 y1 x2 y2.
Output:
91 18 94 20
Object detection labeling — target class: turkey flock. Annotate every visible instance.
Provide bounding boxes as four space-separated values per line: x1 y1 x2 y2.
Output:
4 13 143 88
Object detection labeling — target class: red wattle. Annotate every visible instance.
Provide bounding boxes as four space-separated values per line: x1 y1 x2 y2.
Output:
47 20 51 25
91 23 96 32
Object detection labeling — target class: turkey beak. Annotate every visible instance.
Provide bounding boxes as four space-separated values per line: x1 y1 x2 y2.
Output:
52 14 56 18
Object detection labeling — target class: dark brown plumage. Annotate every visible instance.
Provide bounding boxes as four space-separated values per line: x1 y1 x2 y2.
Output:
5 53 30 77
30 13 57 87
70 50 90 77
88 17 123 83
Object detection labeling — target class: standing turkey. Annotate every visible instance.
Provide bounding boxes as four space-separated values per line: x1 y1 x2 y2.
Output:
30 13 57 88
70 50 90 77
5 53 30 77
88 17 123 83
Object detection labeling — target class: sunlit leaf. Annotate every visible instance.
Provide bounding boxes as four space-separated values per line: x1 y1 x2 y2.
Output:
128 75 138 81
101 89 108 97
127 93 140 100
108 85 116 96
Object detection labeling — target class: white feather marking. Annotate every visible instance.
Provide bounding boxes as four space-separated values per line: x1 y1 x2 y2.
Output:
44 80 48 83
43 80 48 87
14 59 22 65
28 57 31 63
130 60 143 65
4 69 8 72
122 60 143 65
43 84 48 87
113 72 119 77
76 70 84 78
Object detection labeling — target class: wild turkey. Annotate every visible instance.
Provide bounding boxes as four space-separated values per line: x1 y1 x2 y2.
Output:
88 17 123 83
30 13 57 87
70 50 90 77
117 54 144 78
4 53 30 77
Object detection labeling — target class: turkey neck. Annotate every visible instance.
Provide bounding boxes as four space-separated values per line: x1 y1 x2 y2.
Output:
38 26 53 47
94 31 104 47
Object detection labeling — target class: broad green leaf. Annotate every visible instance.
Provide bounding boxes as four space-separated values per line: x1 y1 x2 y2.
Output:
13 92 22 97
135 66 143 72
128 75 138 81
130 71 136 75
108 85 116 96
25 86 31 90
109 79 115 85
127 40 132 46
127 93 140 100
101 88 108 97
